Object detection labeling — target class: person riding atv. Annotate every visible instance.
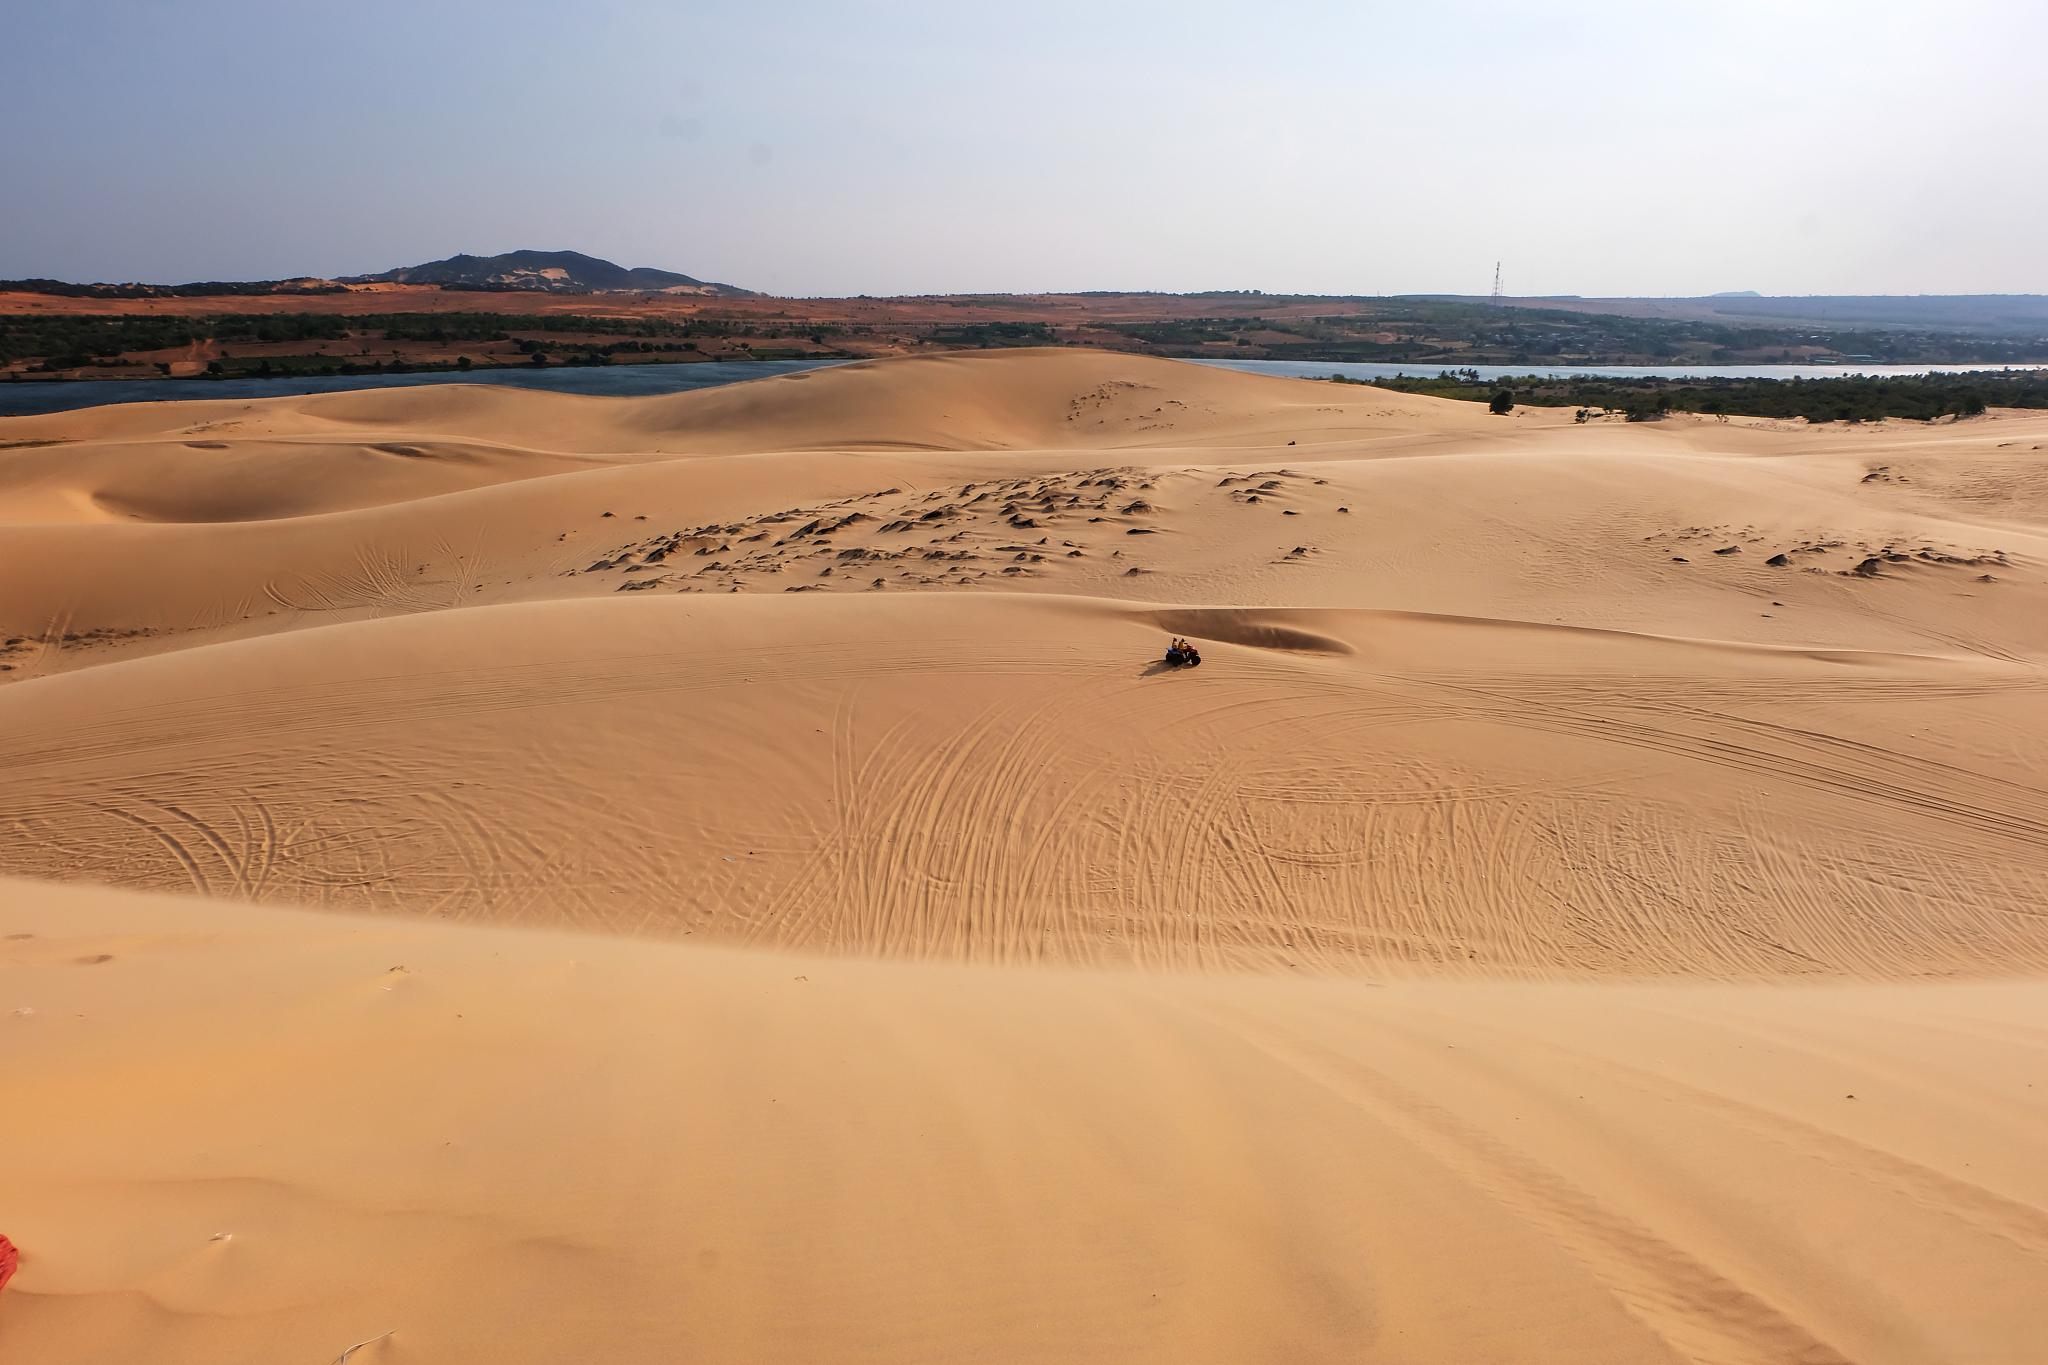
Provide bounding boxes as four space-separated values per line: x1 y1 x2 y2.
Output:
1164 636 1202 668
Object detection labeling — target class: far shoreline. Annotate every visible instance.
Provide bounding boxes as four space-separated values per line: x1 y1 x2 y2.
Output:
5 352 2048 423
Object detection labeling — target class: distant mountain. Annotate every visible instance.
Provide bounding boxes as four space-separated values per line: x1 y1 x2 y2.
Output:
0 250 753 299
344 250 752 296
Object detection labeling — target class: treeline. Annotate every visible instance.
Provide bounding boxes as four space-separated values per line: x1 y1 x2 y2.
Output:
1103 301 2048 366
11 303 2046 385
0 277 346 298
0 314 353 366
921 321 1057 347
2 307 976 376
1346 370 2048 422
0 311 838 368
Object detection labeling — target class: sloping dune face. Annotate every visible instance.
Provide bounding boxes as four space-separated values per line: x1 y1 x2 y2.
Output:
4 880 2045 1365
3 593 2046 977
4 349 2048 1364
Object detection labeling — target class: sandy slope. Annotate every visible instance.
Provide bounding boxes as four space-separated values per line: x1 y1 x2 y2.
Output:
3 349 2047 1362
4 880 2044 1365
3 591 2045 978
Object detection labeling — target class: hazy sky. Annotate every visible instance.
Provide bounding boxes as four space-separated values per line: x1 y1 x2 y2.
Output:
4 1 2043 296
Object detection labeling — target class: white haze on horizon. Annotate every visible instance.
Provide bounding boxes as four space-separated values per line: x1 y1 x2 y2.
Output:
2 0 2043 297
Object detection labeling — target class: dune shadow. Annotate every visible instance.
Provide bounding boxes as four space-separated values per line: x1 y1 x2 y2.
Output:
1146 608 1351 656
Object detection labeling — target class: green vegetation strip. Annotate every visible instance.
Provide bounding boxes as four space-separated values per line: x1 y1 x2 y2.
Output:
1342 370 2048 423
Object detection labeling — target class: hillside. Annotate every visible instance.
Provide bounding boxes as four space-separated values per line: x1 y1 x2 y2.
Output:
343 248 752 295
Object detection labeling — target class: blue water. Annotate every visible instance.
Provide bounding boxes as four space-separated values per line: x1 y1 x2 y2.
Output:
0 359 845 418
1198 359 2048 383
6 355 2042 419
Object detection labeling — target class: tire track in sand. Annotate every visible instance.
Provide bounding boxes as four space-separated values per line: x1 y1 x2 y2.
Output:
1179 996 1859 1365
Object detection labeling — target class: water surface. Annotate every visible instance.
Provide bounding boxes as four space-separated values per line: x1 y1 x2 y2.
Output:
1198 359 2048 383
6 355 2041 419
0 359 843 418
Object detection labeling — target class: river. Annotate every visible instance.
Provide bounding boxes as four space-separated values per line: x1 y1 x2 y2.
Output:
4 356 2041 419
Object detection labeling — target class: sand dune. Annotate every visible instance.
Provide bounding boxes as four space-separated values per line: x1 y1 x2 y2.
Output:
3 351 2044 680
3 349 2046 1362
3 591 2045 977
4 879 2044 1365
